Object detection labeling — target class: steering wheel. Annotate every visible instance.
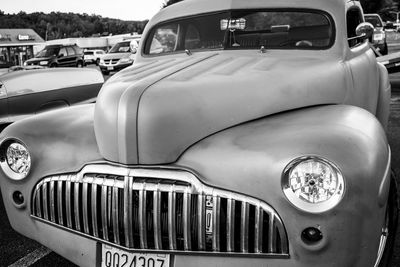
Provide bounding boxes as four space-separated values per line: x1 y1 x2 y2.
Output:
295 40 313 47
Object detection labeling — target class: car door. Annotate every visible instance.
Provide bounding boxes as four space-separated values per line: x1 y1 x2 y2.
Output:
57 47 69 67
344 5 379 114
66 46 77 66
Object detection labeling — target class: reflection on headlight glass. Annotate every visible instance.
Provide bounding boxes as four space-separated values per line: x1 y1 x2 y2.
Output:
6 143 31 175
289 159 342 203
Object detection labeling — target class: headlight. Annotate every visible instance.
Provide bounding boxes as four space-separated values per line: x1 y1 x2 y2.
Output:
39 61 48 66
99 59 105 64
0 140 31 180
282 156 344 213
374 33 384 41
119 58 133 64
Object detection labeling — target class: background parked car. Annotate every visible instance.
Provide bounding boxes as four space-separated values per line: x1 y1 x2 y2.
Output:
83 49 105 65
0 68 103 128
98 37 140 75
24 44 85 68
365 13 389 55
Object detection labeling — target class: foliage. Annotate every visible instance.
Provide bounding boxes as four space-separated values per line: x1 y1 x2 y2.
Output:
0 10 148 40
360 0 399 21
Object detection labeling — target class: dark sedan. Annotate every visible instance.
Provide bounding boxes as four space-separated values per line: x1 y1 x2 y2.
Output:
0 68 103 127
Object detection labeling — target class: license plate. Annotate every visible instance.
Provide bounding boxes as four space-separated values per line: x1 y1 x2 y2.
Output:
107 66 114 70
101 244 170 267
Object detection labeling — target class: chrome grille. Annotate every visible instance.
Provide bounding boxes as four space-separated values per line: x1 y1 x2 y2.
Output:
104 59 119 64
31 164 288 256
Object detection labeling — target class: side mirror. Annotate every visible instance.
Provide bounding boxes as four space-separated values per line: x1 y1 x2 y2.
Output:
58 53 64 58
355 22 374 40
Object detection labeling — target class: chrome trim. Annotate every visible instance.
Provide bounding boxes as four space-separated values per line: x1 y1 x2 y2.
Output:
183 189 192 251
49 179 55 223
153 186 162 250
92 184 99 237
124 176 133 247
74 182 81 231
227 198 235 252
139 183 147 249
101 185 109 241
197 193 206 250
168 188 177 250
212 195 220 251
374 209 389 267
57 180 63 224
66 179 72 228
240 202 249 253
31 164 289 257
82 182 90 234
254 206 263 253
282 156 345 213
112 186 120 244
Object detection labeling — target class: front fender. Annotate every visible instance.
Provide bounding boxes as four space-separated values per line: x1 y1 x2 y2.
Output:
177 104 390 267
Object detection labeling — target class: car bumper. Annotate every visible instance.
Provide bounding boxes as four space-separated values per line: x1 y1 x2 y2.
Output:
99 62 132 72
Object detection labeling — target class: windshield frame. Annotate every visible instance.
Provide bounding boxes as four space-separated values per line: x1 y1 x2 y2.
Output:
143 8 336 57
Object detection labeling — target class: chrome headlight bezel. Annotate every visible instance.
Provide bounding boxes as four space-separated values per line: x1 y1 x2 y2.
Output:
0 139 31 180
282 156 345 213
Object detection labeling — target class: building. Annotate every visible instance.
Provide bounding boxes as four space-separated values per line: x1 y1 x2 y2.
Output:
35 33 140 53
0 29 44 66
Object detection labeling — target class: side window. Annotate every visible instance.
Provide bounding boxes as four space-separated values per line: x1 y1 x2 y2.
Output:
346 7 364 48
67 47 75 56
184 24 201 50
148 24 180 54
59 47 67 57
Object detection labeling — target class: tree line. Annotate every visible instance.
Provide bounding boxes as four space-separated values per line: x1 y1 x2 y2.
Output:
0 10 148 40
0 0 399 42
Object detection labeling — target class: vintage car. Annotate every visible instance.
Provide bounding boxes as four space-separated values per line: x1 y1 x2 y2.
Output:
364 13 388 55
99 37 140 75
0 0 396 266
0 68 103 129
24 44 85 68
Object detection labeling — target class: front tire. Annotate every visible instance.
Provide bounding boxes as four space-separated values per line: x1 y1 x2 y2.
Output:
76 61 83 68
378 171 399 267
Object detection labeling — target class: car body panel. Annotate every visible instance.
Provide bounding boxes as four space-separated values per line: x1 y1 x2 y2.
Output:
0 68 103 124
0 105 390 267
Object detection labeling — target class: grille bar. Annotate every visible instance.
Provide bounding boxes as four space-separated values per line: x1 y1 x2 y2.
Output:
32 166 289 257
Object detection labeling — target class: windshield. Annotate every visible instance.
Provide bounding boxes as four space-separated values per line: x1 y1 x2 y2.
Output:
145 9 334 55
109 41 131 53
365 16 382 27
36 47 60 57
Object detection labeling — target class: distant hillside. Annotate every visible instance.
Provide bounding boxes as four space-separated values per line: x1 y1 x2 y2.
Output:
0 10 148 40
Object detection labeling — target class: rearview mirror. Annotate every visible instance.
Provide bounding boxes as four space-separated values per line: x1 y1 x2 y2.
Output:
355 22 374 40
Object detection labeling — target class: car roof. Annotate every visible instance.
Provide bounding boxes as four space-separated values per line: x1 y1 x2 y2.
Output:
148 0 348 26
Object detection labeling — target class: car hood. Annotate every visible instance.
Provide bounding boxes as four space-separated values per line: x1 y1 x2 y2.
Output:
95 52 347 165
102 53 131 60
25 57 52 63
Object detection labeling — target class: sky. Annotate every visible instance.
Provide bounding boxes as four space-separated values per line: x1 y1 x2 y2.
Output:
1 0 165 21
